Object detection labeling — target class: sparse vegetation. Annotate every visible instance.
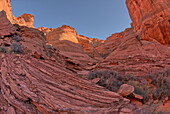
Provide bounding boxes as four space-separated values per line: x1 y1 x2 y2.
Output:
12 35 21 42
0 46 7 53
10 42 24 54
88 68 170 104
88 70 138 91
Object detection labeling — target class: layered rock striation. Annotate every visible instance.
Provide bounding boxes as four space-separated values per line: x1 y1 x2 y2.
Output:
0 11 134 113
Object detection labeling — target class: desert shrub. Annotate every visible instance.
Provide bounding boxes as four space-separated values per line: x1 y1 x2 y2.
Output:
148 68 170 101
129 80 154 103
12 35 21 42
88 69 170 104
10 42 24 54
0 46 7 53
88 70 139 91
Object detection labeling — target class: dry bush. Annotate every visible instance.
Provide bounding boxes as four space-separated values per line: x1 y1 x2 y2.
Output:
88 68 170 104
148 68 170 101
88 70 139 91
0 46 7 53
10 42 24 54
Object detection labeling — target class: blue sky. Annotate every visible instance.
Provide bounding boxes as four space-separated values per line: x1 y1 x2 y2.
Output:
11 0 131 40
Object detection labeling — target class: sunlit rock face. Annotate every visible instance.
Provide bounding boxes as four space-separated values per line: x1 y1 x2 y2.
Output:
37 27 55 35
126 0 170 45
0 0 14 22
0 0 35 28
15 13 35 28
46 25 79 43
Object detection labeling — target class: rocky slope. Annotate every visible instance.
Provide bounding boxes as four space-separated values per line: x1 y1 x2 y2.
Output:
0 10 135 113
44 25 104 72
96 28 170 76
0 0 35 28
0 0 170 113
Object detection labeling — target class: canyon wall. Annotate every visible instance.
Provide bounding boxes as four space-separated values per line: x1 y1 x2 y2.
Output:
0 0 14 22
0 0 35 28
126 0 170 45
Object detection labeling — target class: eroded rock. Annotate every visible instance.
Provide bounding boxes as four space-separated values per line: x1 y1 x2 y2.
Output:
118 84 135 97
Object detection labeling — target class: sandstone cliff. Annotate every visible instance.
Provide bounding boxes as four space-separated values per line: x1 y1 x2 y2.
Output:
0 0 14 22
126 0 170 45
0 0 35 28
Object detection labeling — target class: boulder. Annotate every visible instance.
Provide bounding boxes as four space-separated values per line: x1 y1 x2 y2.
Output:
118 84 135 96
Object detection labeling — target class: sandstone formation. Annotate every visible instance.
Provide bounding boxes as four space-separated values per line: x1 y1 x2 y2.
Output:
0 0 14 22
14 13 35 28
0 10 16 36
118 84 134 97
77 34 104 60
0 0 170 113
96 28 131 58
126 0 170 45
37 27 55 35
47 25 79 43
0 11 135 114
0 0 35 28
95 29 170 76
45 25 105 71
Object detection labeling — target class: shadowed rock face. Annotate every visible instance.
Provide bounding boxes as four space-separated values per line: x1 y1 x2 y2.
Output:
0 10 16 36
126 0 170 45
0 0 14 22
0 0 35 28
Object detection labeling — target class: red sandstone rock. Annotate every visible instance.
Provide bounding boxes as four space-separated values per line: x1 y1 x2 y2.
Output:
15 13 35 28
46 25 103 70
0 0 35 28
126 0 170 45
118 84 135 97
0 0 170 113
37 27 55 35
96 29 170 76
96 28 131 58
77 34 104 60
91 78 100 84
47 25 79 43
7 106 16 114
0 12 134 113
0 0 14 22
0 10 16 36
